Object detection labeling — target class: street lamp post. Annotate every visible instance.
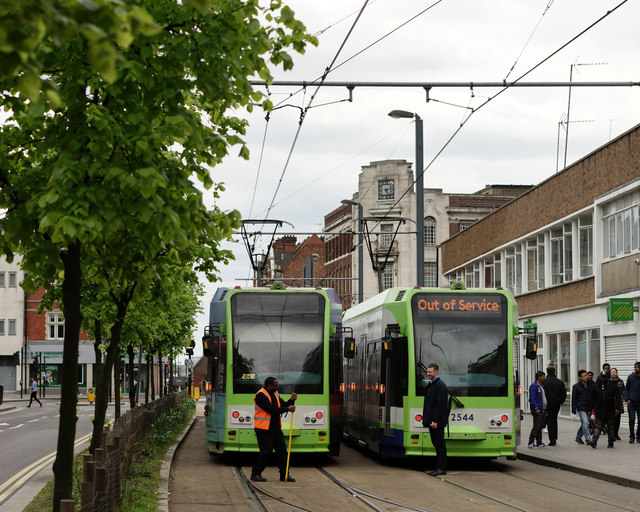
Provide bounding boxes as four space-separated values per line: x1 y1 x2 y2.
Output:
341 199 364 304
388 110 424 287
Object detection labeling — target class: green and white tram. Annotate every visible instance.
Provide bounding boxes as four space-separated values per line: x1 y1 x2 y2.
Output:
202 282 344 455
342 283 521 458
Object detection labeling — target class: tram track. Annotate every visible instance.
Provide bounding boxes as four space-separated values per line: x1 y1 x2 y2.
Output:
423 466 640 512
235 465 437 512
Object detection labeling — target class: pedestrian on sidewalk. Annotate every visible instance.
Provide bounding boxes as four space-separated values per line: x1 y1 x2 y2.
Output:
592 370 619 448
528 371 547 448
571 369 595 446
625 362 640 443
542 365 566 446
611 368 625 441
27 377 42 407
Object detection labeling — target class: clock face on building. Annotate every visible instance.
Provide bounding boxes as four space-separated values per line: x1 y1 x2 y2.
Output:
379 180 394 200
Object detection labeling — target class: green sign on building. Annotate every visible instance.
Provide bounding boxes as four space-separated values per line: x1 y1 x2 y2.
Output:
607 298 634 322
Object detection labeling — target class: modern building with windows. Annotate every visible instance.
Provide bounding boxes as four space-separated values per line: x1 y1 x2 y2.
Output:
441 122 640 419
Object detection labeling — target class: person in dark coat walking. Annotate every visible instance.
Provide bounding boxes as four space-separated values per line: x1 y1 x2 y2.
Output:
625 362 640 443
541 365 566 446
250 377 297 482
422 362 449 476
611 368 625 441
591 370 619 448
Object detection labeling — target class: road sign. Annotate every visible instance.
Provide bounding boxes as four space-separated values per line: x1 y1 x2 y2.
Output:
186 358 194 369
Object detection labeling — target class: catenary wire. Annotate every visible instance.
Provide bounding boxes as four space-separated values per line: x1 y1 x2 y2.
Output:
261 0 371 224
371 0 630 231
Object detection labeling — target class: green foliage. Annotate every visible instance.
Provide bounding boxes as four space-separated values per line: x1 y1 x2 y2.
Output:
150 397 196 448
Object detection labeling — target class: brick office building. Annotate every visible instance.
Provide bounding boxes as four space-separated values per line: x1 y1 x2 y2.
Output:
441 122 640 418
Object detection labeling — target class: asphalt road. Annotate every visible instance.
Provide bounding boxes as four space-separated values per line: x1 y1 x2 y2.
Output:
0 400 121 511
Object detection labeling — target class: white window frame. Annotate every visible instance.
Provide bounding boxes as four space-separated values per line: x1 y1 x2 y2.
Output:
424 217 436 246
47 313 65 340
8 319 16 335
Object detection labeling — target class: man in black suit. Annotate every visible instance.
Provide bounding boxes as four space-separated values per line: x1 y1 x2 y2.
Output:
541 365 566 446
422 362 449 476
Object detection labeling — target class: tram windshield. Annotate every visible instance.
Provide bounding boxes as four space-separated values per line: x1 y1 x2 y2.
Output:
231 292 325 394
412 293 509 397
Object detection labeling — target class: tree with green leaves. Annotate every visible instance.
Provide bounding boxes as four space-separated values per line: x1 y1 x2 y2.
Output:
0 0 316 509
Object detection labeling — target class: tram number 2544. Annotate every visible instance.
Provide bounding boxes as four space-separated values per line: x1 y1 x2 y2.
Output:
450 413 474 422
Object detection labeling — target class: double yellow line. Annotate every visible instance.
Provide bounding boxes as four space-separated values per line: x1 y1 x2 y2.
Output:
0 432 92 505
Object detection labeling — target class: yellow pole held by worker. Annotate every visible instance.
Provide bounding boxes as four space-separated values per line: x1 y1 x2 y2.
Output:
285 411 294 480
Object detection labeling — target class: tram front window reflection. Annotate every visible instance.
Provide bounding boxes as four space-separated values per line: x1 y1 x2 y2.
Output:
412 293 508 397
231 293 325 394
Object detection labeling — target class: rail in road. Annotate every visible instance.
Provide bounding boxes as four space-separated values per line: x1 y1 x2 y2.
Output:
169 416 640 512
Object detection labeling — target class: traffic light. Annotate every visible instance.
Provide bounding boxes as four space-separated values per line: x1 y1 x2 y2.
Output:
186 347 194 357
525 336 538 360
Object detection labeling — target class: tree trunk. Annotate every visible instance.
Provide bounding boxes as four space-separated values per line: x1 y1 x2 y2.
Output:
89 310 125 454
52 242 82 512
150 354 156 399
169 356 174 393
114 353 121 418
158 350 163 396
128 343 136 409
92 319 103 387
136 345 143 404
145 354 150 404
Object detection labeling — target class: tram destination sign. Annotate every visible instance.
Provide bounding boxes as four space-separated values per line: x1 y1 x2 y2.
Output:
607 298 634 322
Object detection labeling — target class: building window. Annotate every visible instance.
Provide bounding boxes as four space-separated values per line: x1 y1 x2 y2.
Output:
550 225 573 285
48 313 65 340
603 192 640 259
464 262 480 288
378 180 394 201
0 272 4 287
505 246 522 295
0 320 4 335
8 319 16 335
380 224 393 248
459 222 473 231
537 234 545 289
424 262 437 287
8 271 16 287
576 328 600 373
527 239 538 292
484 253 501 288
382 262 394 290
579 214 593 277
424 216 436 246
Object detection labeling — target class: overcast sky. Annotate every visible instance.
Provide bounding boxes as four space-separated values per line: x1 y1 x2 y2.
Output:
192 0 640 351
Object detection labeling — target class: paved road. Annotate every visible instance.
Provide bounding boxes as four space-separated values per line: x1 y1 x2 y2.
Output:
0 396 123 511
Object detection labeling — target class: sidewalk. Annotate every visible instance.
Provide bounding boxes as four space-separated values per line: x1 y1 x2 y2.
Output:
0 389 115 410
518 413 640 489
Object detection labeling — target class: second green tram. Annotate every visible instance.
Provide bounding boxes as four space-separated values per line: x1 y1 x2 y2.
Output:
342 283 521 458
202 282 344 455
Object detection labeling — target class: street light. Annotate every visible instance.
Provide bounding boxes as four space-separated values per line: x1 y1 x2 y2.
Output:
341 199 364 304
388 109 424 286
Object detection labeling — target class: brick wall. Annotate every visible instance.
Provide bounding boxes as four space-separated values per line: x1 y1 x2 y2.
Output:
442 126 640 271
27 287 91 342
516 278 595 317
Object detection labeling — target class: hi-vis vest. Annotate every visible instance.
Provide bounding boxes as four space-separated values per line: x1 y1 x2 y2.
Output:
254 388 282 430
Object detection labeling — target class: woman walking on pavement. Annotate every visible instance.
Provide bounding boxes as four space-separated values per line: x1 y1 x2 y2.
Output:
28 376 42 407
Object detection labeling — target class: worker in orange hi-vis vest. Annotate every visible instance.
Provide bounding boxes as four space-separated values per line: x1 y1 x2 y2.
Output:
251 376 297 482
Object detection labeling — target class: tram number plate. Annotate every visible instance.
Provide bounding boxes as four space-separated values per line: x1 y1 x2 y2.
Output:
450 413 474 422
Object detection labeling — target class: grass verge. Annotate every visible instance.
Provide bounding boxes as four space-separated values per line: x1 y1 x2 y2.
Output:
22 396 195 512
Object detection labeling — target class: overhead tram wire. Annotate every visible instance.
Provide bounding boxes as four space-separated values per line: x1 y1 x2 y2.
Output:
366 0 632 231
270 0 445 111
261 0 371 224
503 0 556 82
